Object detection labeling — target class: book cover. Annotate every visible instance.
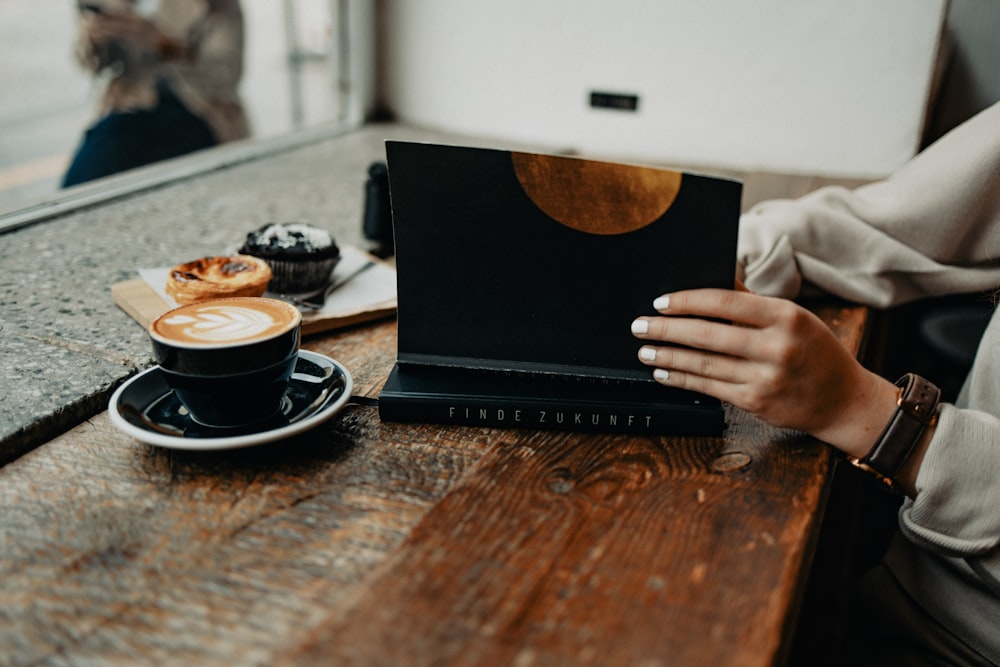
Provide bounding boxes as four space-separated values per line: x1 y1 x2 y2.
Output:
379 141 741 435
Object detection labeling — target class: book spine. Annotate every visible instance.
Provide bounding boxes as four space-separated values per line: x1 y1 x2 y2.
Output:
378 395 723 436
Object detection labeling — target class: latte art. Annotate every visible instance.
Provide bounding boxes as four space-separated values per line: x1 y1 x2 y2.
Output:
151 297 300 347
163 306 278 343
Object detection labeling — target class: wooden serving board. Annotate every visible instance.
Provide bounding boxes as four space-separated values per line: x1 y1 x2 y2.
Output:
112 254 397 337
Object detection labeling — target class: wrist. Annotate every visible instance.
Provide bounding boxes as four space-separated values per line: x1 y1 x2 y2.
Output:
846 373 941 494
810 370 899 459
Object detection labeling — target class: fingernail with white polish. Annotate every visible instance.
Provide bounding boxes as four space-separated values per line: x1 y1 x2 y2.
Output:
653 369 670 382
653 295 670 311
639 346 657 361
631 319 649 335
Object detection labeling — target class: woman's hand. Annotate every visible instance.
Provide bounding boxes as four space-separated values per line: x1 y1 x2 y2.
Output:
631 288 899 459
83 9 158 47
79 7 180 69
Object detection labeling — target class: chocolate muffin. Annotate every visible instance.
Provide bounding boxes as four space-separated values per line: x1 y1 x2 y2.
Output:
239 223 341 293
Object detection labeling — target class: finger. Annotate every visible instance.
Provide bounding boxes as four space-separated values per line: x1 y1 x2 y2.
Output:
651 289 776 328
637 344 747 384
632 315 759 359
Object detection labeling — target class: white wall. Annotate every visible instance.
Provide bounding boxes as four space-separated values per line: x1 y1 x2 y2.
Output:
377 0 947 179
925 0 1000 144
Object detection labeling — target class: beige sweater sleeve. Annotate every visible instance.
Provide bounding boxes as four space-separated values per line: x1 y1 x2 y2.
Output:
738 101 1000 307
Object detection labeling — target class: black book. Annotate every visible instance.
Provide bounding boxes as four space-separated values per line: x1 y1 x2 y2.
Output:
378 141 741 435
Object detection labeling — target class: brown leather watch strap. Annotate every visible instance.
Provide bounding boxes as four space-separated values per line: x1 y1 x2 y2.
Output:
849 373 940 491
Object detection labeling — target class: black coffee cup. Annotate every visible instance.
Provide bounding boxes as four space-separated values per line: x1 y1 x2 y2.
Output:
148 297 302 428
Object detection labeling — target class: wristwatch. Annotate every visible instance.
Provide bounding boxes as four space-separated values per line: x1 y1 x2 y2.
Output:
847 373 941 492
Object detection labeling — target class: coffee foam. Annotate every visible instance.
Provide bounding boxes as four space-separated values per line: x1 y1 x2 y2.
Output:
151 297 299 347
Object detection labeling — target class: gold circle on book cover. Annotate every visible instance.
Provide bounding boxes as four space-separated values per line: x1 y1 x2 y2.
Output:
511 152 682 235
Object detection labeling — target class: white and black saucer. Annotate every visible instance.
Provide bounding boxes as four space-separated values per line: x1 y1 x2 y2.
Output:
109 350 353 450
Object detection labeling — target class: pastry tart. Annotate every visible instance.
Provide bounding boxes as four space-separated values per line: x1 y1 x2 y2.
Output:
165 255 272 305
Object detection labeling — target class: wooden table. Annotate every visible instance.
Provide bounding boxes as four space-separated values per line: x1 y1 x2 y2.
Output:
0 301 868 667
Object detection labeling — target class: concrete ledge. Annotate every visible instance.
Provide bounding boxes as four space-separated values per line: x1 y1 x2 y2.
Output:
0 122 475 460
0 121 362 235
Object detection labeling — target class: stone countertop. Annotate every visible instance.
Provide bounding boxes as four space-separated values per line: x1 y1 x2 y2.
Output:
0 122 524 462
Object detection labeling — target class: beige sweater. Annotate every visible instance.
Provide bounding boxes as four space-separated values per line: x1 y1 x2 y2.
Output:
76 0 249 143
740 101 1000 661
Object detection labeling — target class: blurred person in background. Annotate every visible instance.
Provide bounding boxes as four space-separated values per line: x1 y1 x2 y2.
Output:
62 0 249 187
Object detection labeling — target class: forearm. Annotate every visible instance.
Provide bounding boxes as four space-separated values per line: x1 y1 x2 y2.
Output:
798 362 934 498
826 370 943 498
75 11 164 74
808 367 899 461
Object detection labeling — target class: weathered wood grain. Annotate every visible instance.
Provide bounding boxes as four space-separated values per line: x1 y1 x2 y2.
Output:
0 304 868 667
0 412 501 666
289 300 867 667
288 413 829 666
0 321 488 666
